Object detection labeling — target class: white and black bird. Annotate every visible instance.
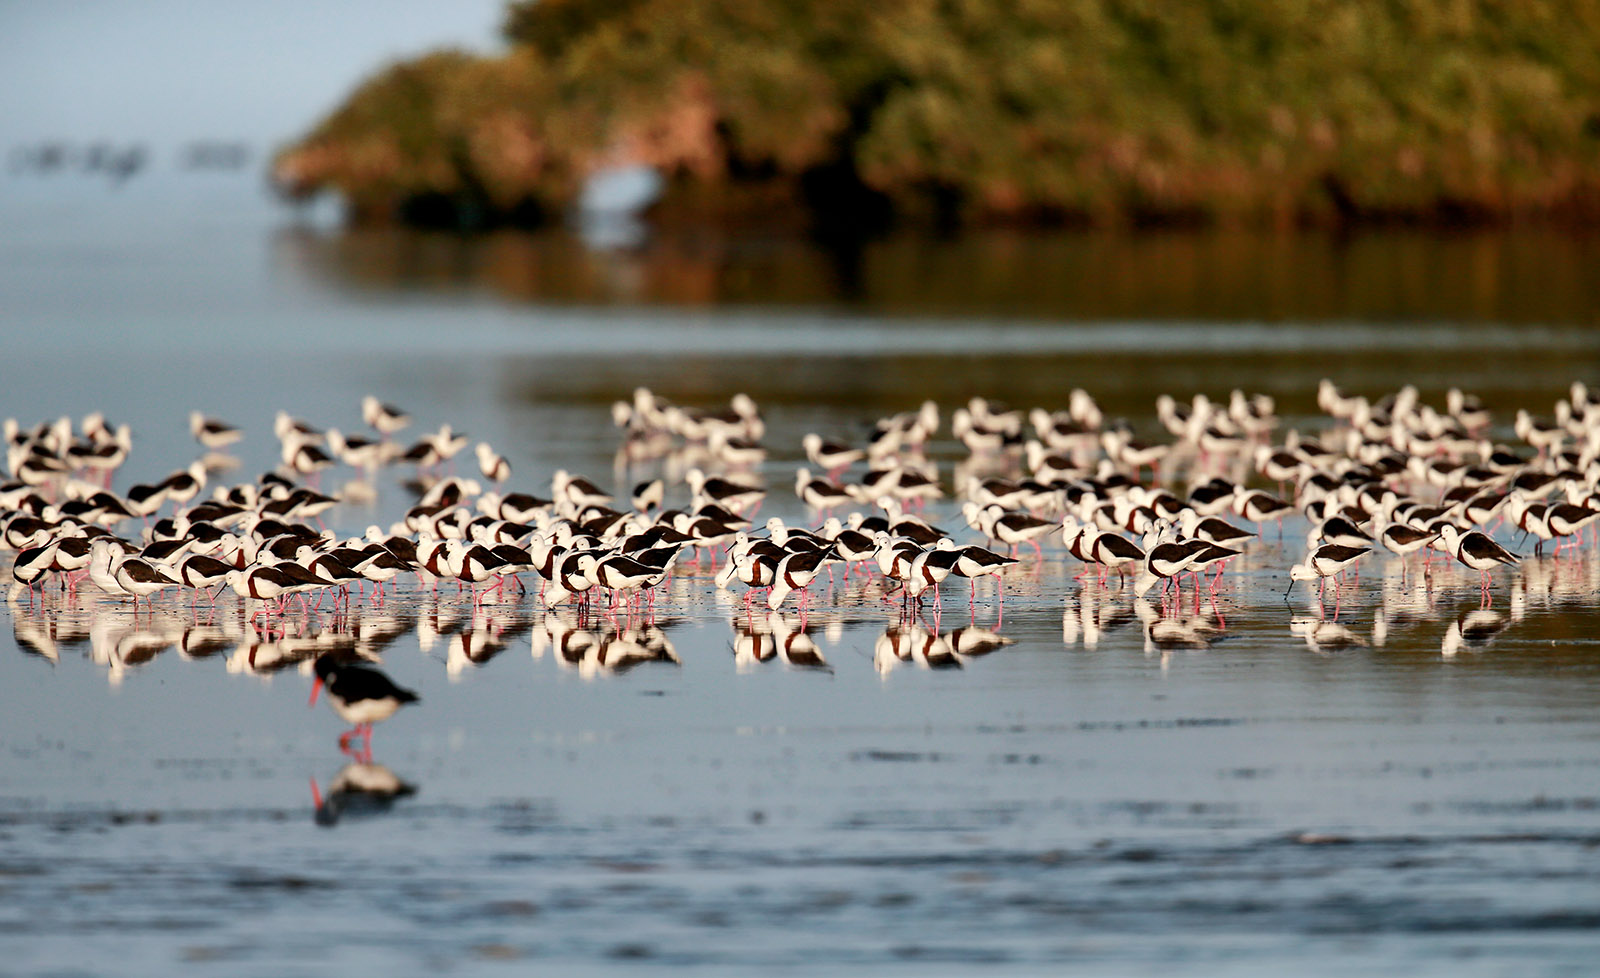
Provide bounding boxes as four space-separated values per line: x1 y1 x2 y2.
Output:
189 412 242 450
904 545 961 606
966 502 1056 557
1080 525 1146 579
224 565 300 611
1436 524 1519 593
1234 490 1295 530
1133 540 1212 598
475 442 510 484
1308 515 1372 550
112 555 181 606
1287 544 1370 601
795 468 853 511
552 469 613 509
174 553 236 602
1374 520 1438 558
11 543 59 588
1179 510 1255 548
311 653 420 754
362 396 411 437
686 468 764 513
802 433 864 476
631 478 664 513
948 544 1016 603
768 548 833 610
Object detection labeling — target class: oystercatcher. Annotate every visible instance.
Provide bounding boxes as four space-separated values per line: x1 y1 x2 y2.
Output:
311 654 420 757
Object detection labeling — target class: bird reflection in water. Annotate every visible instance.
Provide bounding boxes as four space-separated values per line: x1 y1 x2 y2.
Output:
1512 551 1600 617
13 615 64 663
1371 561 1437 647
873 614 1016 674
8 580 1030 682
7 542 1593 683
178 623 232 659
222 605 418 677
311 760 416 827
531 608 682 678
1289 616 1367 655
101 624 175 684
1441 607 1510 658
874 622 957 672
231 619 352 676
437 604 537 679
1136 597 1224 671
733 609 830 671
86 604 228 685
944 624 1015 659
1063 583 1140 650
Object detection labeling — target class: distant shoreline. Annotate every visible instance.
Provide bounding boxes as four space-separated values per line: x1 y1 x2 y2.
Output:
262 0 1600 233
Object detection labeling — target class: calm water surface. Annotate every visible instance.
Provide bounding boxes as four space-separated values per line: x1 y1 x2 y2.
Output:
2 178 1599 975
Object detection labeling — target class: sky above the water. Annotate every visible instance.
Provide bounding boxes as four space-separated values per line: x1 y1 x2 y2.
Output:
0 0 504 222
1 1 504 142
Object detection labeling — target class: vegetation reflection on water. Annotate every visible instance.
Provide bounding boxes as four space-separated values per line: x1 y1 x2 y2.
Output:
267 224 1600 418
282 225 1600 325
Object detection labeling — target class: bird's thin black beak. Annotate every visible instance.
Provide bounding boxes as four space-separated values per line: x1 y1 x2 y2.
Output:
1284 579 1296 604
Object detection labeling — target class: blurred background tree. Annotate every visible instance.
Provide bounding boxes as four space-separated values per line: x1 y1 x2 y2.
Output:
274 0 1600 230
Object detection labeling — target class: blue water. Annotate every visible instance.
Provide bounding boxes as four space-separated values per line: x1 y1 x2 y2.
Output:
5 525 1600 975
3 158 1600 976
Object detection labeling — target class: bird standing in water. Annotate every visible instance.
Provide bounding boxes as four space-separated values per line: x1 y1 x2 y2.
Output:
310 654 420 759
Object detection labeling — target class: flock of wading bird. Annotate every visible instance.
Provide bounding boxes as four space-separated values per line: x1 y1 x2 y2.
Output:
4 382 1600 652
6 382 1599 749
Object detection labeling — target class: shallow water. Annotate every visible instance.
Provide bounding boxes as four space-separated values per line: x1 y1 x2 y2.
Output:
6 437 1600 976
3 177 1600 974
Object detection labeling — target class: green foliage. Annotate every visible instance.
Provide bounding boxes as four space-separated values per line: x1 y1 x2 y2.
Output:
275 0 1600 227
